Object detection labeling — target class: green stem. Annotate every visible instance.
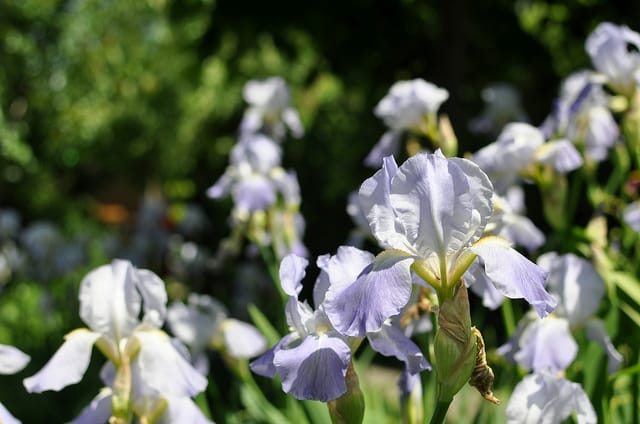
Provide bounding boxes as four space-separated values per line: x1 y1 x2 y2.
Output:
501 298 516 336
429 399 452 424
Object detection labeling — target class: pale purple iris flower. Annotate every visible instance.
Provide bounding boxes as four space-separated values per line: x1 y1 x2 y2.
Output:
324 151 555 338
365 79 448 167
472 123 583 194
167 293 267 374
23 259 210 423
0 344 30 424
586 22 640 97
251 249 429 402
499 253 623 374
542 70 619 162
240 77 304 140
207 134 283 215
506 371 596 424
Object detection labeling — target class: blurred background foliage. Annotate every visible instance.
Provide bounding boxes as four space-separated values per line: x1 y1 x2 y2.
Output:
1 0 640 421
1 0 639 252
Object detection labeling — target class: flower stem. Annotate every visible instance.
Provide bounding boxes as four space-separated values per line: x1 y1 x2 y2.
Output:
429 399 452 424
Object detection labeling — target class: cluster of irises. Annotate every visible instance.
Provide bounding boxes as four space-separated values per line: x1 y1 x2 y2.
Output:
2 21 640 424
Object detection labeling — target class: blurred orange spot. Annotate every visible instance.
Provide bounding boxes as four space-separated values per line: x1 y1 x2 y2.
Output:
95 203 130 224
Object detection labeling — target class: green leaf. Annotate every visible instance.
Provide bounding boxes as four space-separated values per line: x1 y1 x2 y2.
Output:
248 303 282 346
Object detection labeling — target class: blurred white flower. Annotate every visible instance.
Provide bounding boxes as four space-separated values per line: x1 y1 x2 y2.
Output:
167 293 267 374
240 76 304 140
586 22 640 96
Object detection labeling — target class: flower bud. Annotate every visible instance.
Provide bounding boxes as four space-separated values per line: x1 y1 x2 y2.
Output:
433 282 477 402
327 361 365 424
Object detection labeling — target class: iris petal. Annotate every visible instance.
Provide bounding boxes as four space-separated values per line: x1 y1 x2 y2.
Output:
273 334 351 402
324 251 414 337
471 237 555 317
23 329 100 393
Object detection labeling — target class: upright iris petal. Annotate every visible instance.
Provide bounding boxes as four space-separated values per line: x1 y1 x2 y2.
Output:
328 151 554 338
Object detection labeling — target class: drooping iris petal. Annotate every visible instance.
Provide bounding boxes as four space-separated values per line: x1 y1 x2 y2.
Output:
133 330 207 398
513 318 577 373
471 237 555 317
324 250 414 337
273 334 351 402
366 322 430 374
250 334 296 379
79 259 141 341
506 372 596 424
538 253 604 325
23 329 100 392
220 318 267 358
68 388 113 424
390 151 492 260
232 175 277 212
0 344 30 374
279 254 308 297
585 319 624 374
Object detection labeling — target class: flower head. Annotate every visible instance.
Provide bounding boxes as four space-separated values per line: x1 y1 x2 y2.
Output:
472 123 583 193
586 22 640 97
374 79 449 131
240 77 304 140
499 253 623 374
325 151 554 338
365 79 449 167
23 259 209 423
251 249 429 402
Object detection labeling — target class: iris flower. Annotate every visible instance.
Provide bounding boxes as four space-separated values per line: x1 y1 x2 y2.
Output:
251 249 429 402
324 151 555 338
472 123 583 194
365 79 449 167
586 22 640 97
23 259 210 423
541 70 619 162
240 77 304 140
499 253 623 374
